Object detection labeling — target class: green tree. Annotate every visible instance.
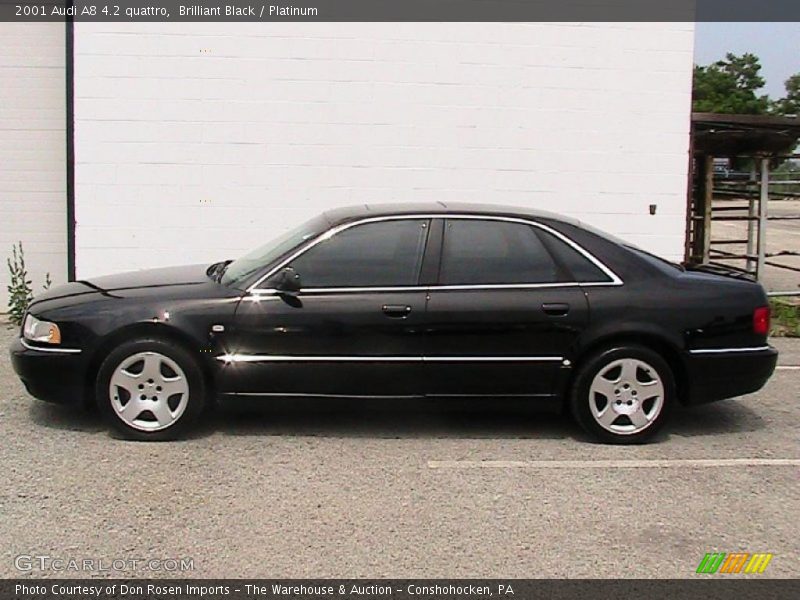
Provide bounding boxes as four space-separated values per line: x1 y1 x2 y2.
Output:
772 74 800 115
693 52 771 114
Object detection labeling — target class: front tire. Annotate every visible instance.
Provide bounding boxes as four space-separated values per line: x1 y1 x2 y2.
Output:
96 338 206 441
569 345 674 444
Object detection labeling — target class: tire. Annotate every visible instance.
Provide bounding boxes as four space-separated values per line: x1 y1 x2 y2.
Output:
569 344 674 444
96 338 206 441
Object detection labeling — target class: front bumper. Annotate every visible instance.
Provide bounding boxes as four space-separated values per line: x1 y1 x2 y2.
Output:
684 345 778 405
9 337 87 404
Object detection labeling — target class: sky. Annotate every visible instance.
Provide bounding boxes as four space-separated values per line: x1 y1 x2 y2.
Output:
694 22 800 99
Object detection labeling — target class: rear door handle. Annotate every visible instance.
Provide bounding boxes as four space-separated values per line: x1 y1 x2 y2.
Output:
542 302 570 316
382 304 412 318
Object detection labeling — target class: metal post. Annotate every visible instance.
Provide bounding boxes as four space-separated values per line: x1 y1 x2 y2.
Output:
756 157 769 281
702 155 714 263
683 140 695 264
746 163 758 274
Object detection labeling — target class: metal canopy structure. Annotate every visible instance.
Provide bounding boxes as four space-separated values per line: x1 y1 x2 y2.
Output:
692 112 800 157
686 113 800 296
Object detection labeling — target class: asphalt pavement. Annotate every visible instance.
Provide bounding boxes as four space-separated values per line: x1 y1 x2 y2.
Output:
0 323 798 579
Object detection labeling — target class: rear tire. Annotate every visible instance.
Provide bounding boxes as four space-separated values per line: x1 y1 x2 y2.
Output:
96 338 206 441
569 344 674 444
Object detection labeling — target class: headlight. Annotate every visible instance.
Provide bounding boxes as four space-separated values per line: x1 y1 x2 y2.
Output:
22 314 61 344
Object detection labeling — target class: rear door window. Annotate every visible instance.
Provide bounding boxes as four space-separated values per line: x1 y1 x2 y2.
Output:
439 219 561 285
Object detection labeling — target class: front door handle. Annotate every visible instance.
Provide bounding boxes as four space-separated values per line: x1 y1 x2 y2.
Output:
542 302 570 316
382 304 412 318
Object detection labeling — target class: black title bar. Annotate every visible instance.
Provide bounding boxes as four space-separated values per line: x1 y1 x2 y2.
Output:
3 0 800 22
3 580 800 600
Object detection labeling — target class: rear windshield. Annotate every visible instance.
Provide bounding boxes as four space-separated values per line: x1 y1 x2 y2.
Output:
625 246 684 273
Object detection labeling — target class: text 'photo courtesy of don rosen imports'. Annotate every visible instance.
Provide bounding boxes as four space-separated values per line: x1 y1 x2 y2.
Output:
1 1 800 598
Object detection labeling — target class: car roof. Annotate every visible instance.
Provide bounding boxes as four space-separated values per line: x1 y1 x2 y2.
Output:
323 202 580 227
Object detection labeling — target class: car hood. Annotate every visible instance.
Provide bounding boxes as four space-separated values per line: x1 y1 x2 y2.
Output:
29 264 212 307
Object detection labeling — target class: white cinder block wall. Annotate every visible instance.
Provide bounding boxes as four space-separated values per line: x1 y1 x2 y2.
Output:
0 23 67 307
73 22 695 278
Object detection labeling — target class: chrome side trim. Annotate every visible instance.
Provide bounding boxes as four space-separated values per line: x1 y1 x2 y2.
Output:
222 392 422 399
247 213 623 293
219 355 421 363
689 346 772 355
249 282 586 296
425 356 563 362
250 286 427 295
19 338 82 354
429 393 554 398
223 392 551 399
217 354 563 364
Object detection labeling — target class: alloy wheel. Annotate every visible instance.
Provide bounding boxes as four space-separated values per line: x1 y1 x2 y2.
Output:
108 351 190 432
588 358 665 435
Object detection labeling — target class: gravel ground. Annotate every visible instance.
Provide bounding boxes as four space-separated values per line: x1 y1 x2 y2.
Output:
0 322 798 579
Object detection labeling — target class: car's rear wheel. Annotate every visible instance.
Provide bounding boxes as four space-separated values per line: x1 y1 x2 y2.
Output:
569 344 674 444
96 338 205 440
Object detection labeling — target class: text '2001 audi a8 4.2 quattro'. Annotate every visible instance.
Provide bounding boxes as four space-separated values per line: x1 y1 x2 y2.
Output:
10 204 778 443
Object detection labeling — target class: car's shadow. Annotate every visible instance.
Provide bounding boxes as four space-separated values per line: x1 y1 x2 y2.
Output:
667 399 769 438
207 397 578 440
28 401 107 434
29 395 767 443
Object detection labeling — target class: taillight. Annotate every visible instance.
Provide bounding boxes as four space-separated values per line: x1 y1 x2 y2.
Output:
753 306 770 335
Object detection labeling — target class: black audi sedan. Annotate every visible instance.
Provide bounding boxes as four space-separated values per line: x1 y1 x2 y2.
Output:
10 203 777 443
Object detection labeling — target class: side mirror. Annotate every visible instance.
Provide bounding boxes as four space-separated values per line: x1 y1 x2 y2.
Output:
275 267 301 296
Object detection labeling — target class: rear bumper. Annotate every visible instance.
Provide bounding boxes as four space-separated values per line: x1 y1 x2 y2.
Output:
684 345 778 405
9 337 87 404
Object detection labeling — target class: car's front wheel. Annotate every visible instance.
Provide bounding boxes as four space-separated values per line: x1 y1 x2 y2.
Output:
569 344 674 444
96 338 206 440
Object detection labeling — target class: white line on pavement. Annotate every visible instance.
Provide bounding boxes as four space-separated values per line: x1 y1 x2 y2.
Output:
428 458 800 469
775 365 800 370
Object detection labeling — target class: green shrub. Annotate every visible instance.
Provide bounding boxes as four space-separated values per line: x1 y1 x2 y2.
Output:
6 242 51 327
770 298 800 337
6 242 33 326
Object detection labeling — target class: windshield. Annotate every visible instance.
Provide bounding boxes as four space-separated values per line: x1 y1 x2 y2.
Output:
220 215 329 287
